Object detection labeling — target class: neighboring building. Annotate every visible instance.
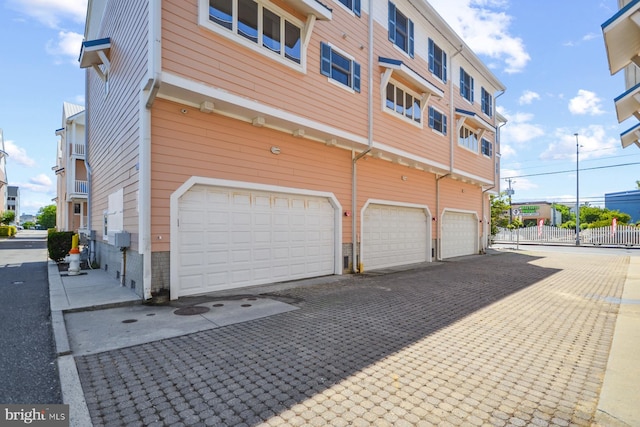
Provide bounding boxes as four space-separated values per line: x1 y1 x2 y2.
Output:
510 202 562 227
0 129 7 216
605 190 640 222
7 186 19 222
78 0 505 301
53 102 88 232
20 214 36 224
602 0 640 148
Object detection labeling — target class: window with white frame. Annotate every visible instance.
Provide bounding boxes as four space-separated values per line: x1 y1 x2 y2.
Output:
388 2 414 57
207 0 303 66
481 87 493 117
460 67 474 103
481 138 493 157
459 126 478 152
320 43 361 92
335 0 360 15
385 81 422 124
428 106 447 134
428 39 447 82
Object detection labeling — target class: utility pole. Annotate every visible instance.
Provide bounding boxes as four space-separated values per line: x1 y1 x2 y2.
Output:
575 133 581 246
505 178 515 225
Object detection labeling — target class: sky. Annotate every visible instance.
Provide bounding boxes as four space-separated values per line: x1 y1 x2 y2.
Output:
0 0 637 217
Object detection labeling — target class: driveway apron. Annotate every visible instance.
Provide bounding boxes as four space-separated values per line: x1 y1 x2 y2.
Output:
74 250 627 426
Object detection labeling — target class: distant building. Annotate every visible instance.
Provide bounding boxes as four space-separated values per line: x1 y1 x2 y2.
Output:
7 186 19 223
605 190 640 222
510 202 562 226
0 129 7 216
20 214 36 224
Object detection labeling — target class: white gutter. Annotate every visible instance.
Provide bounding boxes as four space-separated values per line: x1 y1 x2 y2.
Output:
139 0 162 301
449 45 463 173
351 0 374 273
83 69 95 263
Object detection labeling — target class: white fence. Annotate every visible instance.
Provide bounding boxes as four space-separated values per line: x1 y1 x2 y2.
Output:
494 225 640 247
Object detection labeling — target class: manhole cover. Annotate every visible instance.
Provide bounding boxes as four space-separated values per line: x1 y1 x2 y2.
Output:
174 306 210 316
122 319 138 324
241 304 252 307
212 303 224 307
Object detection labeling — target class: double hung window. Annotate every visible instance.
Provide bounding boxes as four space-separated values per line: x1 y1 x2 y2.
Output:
336 0 361 15
481 88 493 117
460 67 474 103
208 0 303 65
428 107 447 134
385 81 421 124
459 126 478 152
388 2 414 57
320 42 361 92
481 138 493 157
428 39 447 82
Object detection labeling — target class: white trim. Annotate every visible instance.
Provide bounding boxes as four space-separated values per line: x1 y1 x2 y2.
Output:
383 78 425 128
332 0 357 16
170 177 343 300
360 199 432 270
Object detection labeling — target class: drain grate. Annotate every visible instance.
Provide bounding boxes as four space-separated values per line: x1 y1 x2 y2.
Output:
241 304 252 307
174 306 210 316
212 303 224 307
122 319 138 324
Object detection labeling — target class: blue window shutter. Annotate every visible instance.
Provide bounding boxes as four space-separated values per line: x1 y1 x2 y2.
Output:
353 61 361 92
428 39 434 74
481 88 486 112
388 2 396 43
408 19 414 57
460 68 464 97
320 42 331 77
443 51 447 83
354 0 361 16
443 114 447 135
428 107 434 129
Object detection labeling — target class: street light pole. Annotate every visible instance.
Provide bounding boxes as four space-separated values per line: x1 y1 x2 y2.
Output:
575 133 580 246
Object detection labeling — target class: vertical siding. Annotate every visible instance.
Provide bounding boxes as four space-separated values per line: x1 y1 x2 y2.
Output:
87 0 149 250
150 98 353 252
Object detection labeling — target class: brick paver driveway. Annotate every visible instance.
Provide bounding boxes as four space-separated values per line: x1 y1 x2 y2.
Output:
75 249 627 426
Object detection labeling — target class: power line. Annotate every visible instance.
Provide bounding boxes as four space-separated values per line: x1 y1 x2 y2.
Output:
503 161 640 179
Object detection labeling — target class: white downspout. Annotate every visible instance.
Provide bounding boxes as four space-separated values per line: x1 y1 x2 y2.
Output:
140 0 161 301
449 45 463 173
84 70 95 264
351 0 375 273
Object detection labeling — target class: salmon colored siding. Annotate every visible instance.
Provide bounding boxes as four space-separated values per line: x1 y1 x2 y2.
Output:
161 0 370 138
150 99 353 252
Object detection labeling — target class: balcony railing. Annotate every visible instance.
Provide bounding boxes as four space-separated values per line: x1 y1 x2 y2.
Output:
72 143 85 157
75 180 88 194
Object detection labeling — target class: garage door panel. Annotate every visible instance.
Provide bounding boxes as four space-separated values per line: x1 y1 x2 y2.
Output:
177 185 335 297
441 212 477 259
363 204 429 271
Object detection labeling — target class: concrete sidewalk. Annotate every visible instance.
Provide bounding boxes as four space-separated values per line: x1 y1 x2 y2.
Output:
49 250 640 426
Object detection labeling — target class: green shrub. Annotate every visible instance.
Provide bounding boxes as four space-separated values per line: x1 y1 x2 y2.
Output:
48 231 74 262
0 226 16 237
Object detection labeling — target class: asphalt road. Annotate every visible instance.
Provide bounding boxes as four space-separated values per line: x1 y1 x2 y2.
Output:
0 230 62 404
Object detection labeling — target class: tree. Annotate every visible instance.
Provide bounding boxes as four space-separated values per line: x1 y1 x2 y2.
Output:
636 180 640 190
490 192 510 235
37 205 56 229
553 204 573 224
22 221 35 229
1 211 15 225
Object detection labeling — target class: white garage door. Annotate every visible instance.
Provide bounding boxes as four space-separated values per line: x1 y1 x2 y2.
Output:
441 211 477 259
362 204 429 270
177 185 335 297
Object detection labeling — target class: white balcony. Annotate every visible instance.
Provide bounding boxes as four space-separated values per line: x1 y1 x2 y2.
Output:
74 180 88 195
72 143 85 157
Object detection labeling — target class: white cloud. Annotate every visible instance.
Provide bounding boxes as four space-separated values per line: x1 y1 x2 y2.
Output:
4 140 36 167
539 125 618 161
428 0 530 73
499 111 545 145
500 168 537 191
568 90 605 115
20 174 53 193
518 90 540 105
46 31 84 63
7 0 87 29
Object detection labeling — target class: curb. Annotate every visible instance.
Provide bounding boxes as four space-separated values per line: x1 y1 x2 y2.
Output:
48 260 93 427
